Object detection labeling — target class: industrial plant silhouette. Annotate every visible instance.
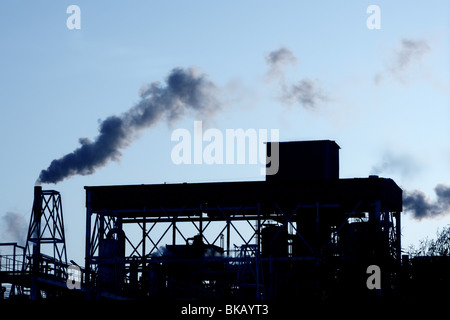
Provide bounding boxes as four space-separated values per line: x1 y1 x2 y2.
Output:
1 140 449 306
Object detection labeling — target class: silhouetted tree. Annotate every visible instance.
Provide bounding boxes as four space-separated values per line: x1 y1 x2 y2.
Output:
407 225 450 257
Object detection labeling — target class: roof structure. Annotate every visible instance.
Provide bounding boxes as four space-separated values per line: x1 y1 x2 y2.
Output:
85 177 402 216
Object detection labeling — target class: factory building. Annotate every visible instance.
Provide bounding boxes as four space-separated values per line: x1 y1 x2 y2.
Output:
1 140 404 302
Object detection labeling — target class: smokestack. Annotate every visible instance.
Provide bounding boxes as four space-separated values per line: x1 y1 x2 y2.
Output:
32 185 42 239
30 186 43 281
34 185 42 194
36 67 221 184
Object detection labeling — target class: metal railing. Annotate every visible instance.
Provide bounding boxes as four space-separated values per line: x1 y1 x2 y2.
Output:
0 243 25 274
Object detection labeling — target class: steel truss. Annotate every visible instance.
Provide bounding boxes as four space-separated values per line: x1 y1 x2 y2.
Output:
85 183 401 300
22 186 68 299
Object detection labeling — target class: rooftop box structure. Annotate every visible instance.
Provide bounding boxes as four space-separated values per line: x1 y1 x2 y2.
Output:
266 140 340 182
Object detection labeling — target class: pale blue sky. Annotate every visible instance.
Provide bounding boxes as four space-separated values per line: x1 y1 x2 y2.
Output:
0 1 449 263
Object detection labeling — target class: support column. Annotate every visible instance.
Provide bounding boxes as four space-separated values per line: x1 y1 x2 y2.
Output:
395 211 401 261
172 219 176 245
199 204 203 240
85 189 92 285
30 186 42 300
226 221 230 256
257 203 261 256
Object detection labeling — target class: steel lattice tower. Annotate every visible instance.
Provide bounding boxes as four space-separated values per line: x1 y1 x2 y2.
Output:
23 186 68 299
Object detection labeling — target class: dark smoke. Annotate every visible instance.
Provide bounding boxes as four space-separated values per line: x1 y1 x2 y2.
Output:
375 38 430 85
265 47 297 78
265 47 327 109
403 184 450 220
280 79 327 109
37 67 221 184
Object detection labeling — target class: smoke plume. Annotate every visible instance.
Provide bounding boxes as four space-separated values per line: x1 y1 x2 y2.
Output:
265 47 298 79
37 67 221 184
375 38 430 85
265 47 328 109
0 212 28 245
403 184 450 220
280 79 327 109
371 151 421 180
